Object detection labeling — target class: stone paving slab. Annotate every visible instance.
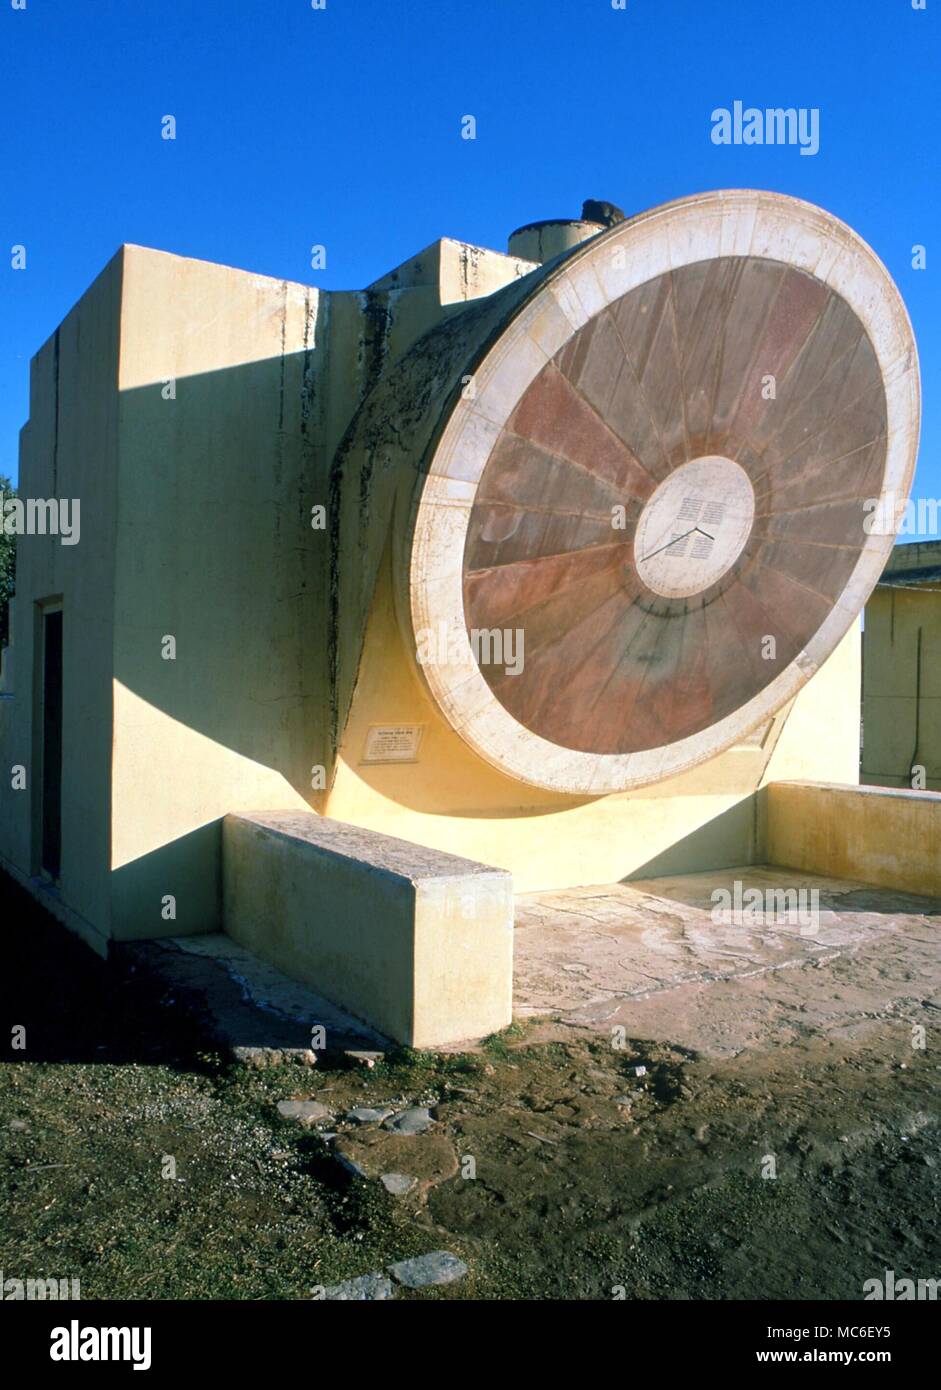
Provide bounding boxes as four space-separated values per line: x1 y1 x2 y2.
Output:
514 865 941 1057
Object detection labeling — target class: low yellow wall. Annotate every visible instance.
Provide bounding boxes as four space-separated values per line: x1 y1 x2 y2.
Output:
223 812 513 1046
767 781 941 896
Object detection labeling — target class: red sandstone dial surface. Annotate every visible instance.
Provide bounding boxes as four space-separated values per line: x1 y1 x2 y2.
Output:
462 256 887 755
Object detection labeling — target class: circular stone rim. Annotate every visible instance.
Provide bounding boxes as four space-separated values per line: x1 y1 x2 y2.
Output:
407 189 921 795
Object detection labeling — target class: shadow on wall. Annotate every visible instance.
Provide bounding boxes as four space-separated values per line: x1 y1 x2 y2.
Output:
115 353 333 802
112 822 222 941
624 794 763 879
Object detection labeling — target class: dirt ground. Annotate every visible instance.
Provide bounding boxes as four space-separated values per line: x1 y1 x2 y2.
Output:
1 869 939 1300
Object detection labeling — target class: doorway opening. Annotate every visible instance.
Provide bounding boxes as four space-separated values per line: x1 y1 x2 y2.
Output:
40 607 63 880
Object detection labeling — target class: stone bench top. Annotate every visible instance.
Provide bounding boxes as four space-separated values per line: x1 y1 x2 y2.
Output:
227 812 508 884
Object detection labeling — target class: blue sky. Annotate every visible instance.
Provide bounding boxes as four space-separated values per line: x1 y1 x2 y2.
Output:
2 0 938 525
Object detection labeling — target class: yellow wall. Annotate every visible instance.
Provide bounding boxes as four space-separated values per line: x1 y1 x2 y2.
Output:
0 252 123 952
109 247 322 938
104 243 543 939
768 780 941 896
862 586 941 791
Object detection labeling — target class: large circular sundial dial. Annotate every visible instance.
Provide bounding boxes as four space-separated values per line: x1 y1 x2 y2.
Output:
402 191 919 793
